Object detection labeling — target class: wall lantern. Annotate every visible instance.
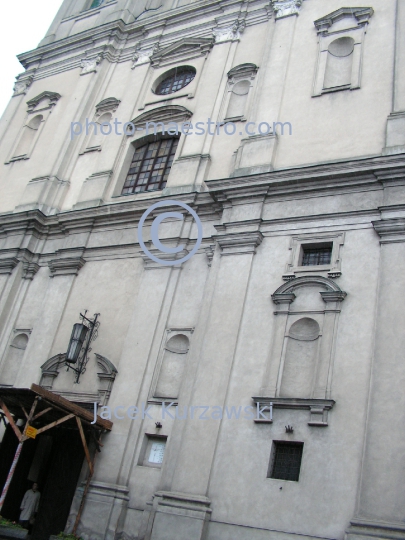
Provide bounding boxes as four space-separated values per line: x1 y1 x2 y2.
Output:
66 324 88 364
65 311 100 383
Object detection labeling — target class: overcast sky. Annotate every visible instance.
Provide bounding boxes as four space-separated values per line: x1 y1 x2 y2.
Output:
0 1 64 118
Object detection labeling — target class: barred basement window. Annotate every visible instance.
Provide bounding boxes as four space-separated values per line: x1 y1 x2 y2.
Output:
121 138 179 194
268 441 304 482
301 245 332 266
155 67 196 96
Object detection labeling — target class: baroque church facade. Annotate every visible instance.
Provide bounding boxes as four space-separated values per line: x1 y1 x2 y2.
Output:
0 1 404 540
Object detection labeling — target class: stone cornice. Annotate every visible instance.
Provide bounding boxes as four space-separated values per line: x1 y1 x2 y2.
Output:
373 218 405 243
22 262 40 280
0 257 19 275
320 291 347 303
215 231 263 256
48 254 86 277
207 154 405 202
0 156 403 267
252 397 335 410
16 0 270 77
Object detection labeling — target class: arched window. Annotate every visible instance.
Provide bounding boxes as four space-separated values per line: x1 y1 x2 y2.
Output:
154 67 196 96
121 137 179 194
324 37 355 89
154 334 190 399
0 333 29 386
13 115 43 158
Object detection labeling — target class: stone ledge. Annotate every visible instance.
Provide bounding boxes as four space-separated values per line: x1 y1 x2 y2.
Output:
345 519 405 540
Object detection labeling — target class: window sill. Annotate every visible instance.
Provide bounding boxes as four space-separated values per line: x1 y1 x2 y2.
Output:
283 266 341 281
252 397 335 426
8 155 29 163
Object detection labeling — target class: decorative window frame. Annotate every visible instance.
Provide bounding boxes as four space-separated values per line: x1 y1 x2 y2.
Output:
283 232 345 281
79 96 121 155
39 353 117 406
148 327 194 405
312 7 374 96
220 63 258 123
5 91 61 164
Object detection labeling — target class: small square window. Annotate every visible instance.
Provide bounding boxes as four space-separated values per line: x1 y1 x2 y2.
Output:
268 441 304 482
301 244 332 266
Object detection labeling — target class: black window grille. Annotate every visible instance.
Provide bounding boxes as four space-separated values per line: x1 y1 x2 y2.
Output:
302 245 332 266
155 68 196 95
269 442 303 482
121 138 179 195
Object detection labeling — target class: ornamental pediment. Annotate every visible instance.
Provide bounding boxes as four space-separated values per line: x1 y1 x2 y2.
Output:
314 7 374 34
150 38 213 67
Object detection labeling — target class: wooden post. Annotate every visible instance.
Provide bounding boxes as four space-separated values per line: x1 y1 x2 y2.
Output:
0 397 39 512
72 434 101 536
0 442 23 512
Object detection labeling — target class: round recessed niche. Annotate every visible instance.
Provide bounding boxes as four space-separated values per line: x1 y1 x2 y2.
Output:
328 37 355 57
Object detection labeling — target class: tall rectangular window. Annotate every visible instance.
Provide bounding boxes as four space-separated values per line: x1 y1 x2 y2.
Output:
268 441 304 482
121 138 179 195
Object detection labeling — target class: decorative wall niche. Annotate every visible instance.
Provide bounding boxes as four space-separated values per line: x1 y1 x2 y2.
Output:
79 97 121 154
312 7 374 96
150 328 193 402
6 91 61 163
222 64 258 122
280 317 321 398
256 276 346 426
0 331 31 387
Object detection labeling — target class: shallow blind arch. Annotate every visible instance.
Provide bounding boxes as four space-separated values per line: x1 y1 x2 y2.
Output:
14 115 43 158
0 333 29 386
280 318 320 398
324 37 355 89
154 334 190 399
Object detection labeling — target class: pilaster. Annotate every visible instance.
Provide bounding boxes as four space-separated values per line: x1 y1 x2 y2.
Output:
383 0 405 155
346 217 405 539
144 228 262 540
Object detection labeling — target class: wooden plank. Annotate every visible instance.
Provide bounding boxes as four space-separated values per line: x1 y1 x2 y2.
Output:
76 417 93 475
30 384 112 431
33 407 53 420
19 404 29 420
34 413 75 436
0 398 22 441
